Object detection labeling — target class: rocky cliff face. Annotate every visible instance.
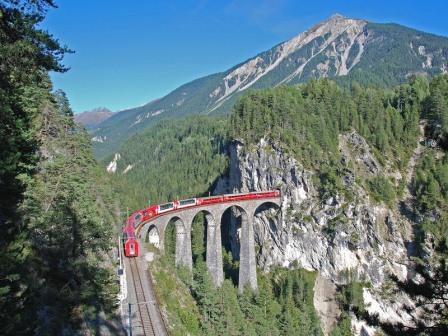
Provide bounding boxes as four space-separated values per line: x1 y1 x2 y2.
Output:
210 15 367 110
214 135 418 335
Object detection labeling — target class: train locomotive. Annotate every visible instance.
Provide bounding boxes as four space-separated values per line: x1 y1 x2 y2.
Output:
122 190 280 257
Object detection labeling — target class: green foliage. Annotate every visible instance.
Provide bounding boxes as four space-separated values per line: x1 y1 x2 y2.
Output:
424 75 448 147
272 267 322 336
231 78 422 165
367 76 448 335
230 78 424 198
412 150 448 249
368 175 396 205
330 312 353 336
340 281 367 316
0 87 118 334
20 98 118 333
222 249 239 285
413 152 447 214
191 213 206 265
319 162 344 199
152 256 201 335
111 115 229 211
0 2 114 334
164 220 176 264
230 81 341 169
155 221 324 335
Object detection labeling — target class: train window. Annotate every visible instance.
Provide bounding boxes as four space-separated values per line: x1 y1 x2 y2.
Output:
134 214 142 223
130 244 135 254
179 198 195 206
159 202 174 211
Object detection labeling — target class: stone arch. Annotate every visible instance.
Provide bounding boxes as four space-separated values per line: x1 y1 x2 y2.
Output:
145 224 160 248
189 210 212 264
220 204 249 234
180 208 223 286
220 205 246 261
253 201 281 236
165 216 192 269
220 204 256 291
253 200 281 215
252 201 281 268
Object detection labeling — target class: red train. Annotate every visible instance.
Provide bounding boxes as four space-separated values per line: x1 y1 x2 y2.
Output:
122 190 280 257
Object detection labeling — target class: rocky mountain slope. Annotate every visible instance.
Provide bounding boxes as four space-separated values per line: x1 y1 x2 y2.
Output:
213 136 418 335
74 107 114 128
92 14 448 159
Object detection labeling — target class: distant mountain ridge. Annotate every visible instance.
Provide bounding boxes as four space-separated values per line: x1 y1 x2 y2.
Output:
93 14 448 159
75 107 114 128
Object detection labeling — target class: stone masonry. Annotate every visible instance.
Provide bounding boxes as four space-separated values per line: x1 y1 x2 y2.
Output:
138 198 281 291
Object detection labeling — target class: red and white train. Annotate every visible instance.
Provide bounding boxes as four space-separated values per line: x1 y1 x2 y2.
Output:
123 190 280 257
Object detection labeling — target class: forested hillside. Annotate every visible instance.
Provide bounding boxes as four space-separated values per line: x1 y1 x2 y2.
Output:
110 75 448 334
152 234 324 336
230 76 425 200
3 1 447 335
109 116 228 211
0 1 119 334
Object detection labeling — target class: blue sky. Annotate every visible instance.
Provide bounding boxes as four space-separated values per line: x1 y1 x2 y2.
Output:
44 0 448 113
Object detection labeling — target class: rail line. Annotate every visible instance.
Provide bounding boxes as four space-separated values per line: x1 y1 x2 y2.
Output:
145 264 170 334
130 258 156 336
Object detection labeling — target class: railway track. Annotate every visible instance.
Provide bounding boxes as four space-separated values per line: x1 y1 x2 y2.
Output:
129 258 156 336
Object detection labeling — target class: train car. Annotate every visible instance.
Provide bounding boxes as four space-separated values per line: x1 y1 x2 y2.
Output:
197 195 224 205
123 210 143 257
175 198 197 209
157 202 175 214
123 190 281 257
139 204 159 222
124 235 139 257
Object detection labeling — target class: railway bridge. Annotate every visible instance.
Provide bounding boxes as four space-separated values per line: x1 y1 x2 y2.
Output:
136 193 281 291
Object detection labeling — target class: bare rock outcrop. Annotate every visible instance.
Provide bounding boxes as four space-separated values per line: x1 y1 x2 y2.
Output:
214 136 414 335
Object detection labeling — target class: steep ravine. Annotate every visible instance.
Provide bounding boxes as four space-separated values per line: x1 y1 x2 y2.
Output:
214 136 418 335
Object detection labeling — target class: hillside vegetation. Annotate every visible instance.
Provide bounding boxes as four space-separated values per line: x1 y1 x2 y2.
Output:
149 216 324 336
0 2 119 334
111 116 228 211
113 74 448 334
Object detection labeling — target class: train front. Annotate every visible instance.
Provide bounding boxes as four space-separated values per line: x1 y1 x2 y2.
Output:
123 213 140 257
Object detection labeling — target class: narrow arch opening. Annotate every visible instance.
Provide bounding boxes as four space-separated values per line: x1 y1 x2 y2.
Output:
190 211 208 270
253 202 281 267
164 216 185 265
145 225 160 249
220 205 247 285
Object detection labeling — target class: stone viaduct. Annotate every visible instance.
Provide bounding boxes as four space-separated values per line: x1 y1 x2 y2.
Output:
137 197 281 291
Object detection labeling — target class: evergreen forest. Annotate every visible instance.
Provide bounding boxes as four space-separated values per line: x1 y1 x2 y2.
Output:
2 1 448 335
0 1 119 334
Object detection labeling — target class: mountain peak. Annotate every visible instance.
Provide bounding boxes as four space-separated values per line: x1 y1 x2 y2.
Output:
75 107 114 128
89 107 112 113
329 13 347 19
310 13 364 32
92 17 448 159
207 13 367 110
